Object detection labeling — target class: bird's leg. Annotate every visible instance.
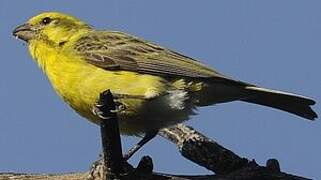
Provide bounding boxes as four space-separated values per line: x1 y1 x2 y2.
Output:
123 130 158 161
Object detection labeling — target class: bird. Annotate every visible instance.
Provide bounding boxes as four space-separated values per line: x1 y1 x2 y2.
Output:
13 12 317 159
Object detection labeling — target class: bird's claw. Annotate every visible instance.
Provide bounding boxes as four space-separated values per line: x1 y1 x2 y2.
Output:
92 100 126 118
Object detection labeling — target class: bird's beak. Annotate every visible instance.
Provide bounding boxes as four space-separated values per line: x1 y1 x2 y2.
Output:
12 23 36 42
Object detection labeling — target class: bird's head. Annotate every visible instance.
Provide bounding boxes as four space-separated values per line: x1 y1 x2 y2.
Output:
13 12 91 45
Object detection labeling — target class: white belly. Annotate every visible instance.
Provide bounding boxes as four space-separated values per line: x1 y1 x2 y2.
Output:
118 90 197 135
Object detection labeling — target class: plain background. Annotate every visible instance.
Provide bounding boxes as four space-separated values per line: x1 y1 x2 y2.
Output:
1 0 320 179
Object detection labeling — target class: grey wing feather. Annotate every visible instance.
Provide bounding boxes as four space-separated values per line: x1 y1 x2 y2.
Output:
74 31 249 85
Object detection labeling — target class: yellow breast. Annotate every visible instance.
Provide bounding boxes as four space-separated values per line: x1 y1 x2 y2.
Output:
28 40 169 127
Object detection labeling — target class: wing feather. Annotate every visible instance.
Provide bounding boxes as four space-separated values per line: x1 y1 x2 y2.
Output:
74 31 249 86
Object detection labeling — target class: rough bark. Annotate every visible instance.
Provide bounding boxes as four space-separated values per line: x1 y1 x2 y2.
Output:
159 124 249 175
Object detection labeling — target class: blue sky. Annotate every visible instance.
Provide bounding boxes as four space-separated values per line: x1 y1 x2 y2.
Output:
1 0 320 179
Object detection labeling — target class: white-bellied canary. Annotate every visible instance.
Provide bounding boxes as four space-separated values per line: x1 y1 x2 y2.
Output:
13 12 317 159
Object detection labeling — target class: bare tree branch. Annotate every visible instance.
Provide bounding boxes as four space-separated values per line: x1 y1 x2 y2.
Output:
92 90 126 179
159 124 249 174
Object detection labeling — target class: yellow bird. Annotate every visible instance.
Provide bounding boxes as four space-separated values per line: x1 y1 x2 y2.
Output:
13 12 317 159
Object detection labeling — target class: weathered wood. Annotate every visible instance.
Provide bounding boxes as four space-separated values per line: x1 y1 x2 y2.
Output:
92 90 125 179
0 166 310 180
159 124 249 174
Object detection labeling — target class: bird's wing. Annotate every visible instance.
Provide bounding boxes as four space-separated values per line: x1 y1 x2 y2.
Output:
73 31 249 85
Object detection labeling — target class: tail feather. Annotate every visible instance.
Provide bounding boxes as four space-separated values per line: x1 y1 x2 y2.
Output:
242 86 317 120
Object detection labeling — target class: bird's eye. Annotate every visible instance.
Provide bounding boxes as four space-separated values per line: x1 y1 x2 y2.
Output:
42 17 52 25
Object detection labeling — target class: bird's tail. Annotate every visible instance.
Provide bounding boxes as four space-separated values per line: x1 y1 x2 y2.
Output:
241 86 317 120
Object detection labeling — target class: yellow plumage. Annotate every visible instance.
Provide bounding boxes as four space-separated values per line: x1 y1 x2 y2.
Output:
13 12 317 137
29 32 172 134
